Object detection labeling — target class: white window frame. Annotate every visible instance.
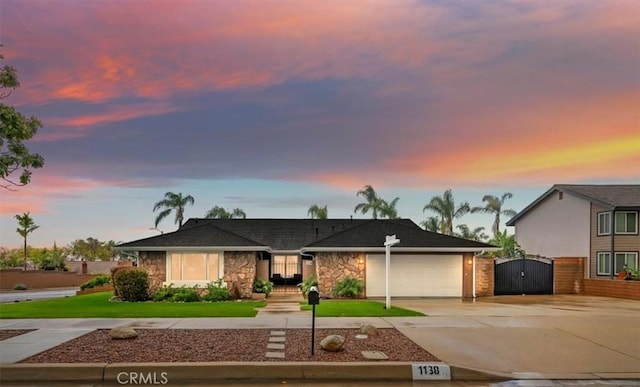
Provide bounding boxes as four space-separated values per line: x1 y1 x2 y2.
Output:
614 211 638 234
596 252 611 276
597 212 611 236
615 252 638 273
166 251 225 286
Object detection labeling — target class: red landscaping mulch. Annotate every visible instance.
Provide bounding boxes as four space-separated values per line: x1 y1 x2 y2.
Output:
0 329 36 341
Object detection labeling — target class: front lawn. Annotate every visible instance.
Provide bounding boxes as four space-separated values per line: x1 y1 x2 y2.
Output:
0 292 266 318
299 300 424 317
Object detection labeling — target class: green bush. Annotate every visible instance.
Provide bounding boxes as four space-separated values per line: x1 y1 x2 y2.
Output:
172 286 201 302
80 275 111 290
152 284 177 302
110 266 135 297
299 275 318 296
202 279 232 302
252 278 273 295
333 276 363 298
13 283 27 290
113 268 149 301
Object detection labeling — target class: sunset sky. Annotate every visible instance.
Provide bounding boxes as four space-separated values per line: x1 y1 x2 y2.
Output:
1 0 639 249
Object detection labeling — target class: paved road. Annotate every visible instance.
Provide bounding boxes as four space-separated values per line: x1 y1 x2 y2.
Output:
0 289 76 303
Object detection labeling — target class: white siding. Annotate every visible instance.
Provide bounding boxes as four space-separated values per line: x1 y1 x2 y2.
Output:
514 191 590 258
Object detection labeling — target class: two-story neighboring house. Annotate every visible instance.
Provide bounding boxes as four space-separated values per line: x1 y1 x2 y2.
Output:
506 184 640 279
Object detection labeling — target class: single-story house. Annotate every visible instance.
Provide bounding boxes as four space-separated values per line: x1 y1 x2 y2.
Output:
506 184 640 278
115 218 496 298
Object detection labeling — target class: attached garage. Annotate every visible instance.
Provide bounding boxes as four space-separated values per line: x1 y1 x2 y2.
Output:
365 254 463 297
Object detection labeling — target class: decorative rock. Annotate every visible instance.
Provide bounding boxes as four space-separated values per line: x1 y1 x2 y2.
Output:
355 334 368 340
320 335 345 352
361 350 388 360
360 324 377 336
109 326 138 340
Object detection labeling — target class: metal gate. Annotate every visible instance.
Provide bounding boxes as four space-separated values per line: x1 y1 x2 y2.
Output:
494 257 554 295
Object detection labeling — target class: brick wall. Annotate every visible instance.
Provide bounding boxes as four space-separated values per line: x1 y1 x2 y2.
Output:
583 278 640 300
474 257 494 297
0 269 99 290
554 257 585 294
75 284 114 296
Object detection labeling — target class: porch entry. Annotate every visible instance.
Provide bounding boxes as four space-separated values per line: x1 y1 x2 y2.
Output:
270 255 302 292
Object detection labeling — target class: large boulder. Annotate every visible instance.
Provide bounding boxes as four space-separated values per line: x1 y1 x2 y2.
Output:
109 326 138 340
320 335 345 352
360 324 377 336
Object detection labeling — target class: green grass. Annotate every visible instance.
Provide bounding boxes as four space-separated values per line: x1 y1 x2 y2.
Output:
0 292 266 318
299 300 424 317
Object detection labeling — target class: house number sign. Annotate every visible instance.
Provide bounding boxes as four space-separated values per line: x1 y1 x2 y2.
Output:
411 363 451 380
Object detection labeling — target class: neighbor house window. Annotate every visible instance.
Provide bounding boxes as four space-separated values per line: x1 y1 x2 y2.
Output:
615 252 638 273
596 252 611 275
597 212 611 235
615 212 638 234
169 252 220 282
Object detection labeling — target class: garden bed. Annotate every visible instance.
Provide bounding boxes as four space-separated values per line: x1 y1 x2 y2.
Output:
19 328 438 363
0 329 35 341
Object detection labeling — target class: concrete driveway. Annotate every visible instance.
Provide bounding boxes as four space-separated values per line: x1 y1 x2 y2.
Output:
389 295 640 379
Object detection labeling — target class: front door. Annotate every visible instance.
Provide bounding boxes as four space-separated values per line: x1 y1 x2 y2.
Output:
271 255 301 288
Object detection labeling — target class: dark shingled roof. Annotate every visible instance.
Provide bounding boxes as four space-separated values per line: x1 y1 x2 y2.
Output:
306 220 494 249
507 184 640 226
116 218 492 251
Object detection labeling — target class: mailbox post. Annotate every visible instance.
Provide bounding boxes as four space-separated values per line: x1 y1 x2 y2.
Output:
308 286 320 355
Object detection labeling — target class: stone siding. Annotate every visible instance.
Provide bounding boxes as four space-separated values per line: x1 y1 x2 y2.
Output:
474 257 494 297
223 252 257 298
315 252 365 298
138 251 166 294
553 257 585 294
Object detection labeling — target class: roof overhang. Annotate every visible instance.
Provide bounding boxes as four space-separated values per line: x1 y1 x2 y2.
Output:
301 247 500 253
113 246 270 252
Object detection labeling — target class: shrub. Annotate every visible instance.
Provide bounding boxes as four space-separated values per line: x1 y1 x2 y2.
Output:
110 266 137 296
202 279 232 302
13 283 27 290
113 268 149 301
299 275 318 296
80 275 111 290
333 276 363 298
252 278 273 295
152 284 177 302
172 285 201 302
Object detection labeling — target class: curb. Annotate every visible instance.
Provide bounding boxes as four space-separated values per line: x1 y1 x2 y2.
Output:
0 362 507 384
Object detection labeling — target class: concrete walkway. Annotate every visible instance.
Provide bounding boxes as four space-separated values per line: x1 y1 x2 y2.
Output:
1 295 639 382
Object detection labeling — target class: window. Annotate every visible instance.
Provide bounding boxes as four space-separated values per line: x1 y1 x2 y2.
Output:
597 212 611 235
615 212 638 234
596 252 611 275
169 252 220 282
615 252 638 273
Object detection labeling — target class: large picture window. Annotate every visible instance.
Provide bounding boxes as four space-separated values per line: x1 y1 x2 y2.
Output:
596 252 611 276
597 212 611 235
615 212 638 234
169 252 220 283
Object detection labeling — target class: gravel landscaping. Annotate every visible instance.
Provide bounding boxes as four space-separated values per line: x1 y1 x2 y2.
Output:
20 328 438 363
0 329 35 341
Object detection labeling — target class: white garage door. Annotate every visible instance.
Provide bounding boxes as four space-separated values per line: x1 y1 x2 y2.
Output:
366 254 463 297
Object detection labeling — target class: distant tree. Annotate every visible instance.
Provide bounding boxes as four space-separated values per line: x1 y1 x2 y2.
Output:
70 238 116 261
205 206 247 219
471 193 518 237
423 189 470 235
0 247 22 268
455 224 489 242
1 51 44 189
15 212 39 270
420 216 443 233
307 204 328 219
379 197 400 219
153 192 195 228
354 185 398 219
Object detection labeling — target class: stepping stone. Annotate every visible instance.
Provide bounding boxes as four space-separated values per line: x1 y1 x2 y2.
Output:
361 351 389 360
267 343 285 350
271 331 286 336
269 337 286 342
265 352 285 359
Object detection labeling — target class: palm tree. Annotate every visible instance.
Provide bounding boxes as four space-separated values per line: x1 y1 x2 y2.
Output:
489 229 524 257
307 204 328 219
153 192 195 229
420 216 442 233
15 212 39 270
455 224 489 242
205 206 247 219
423 189 470 235
379 197 400 219
354 185 385 219
471 193 518 237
